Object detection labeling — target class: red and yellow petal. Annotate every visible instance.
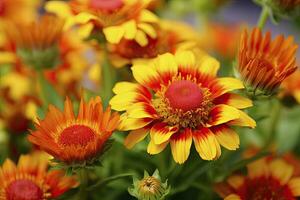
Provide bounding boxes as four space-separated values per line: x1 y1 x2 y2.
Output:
150 123 178 144
118 114 153 131
227 175 245 189
170 129 193 164
131 63 161 90
269 159 293 185
214 93 253 109
147 140 169 155
207 105 240 127
227 110 256 128
210 78 244 99
127 102 157 119
193 128 221 160
124 127 150 149
211 125 240 150
288 178 300 196
154 53 178 83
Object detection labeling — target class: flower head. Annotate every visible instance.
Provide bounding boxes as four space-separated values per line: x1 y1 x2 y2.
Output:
5 14 65 69
237 27 298 95
110 51 255 164
129 170 170 200
46 0 158 46
28 97 120 166
217 158 300 200
0 152 77 200
109 20 201 67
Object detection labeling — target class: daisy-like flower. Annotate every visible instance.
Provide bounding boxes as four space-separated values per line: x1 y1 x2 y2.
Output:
109 20 201 67
28 96 120 165
237 27 298 95
110 50 256 164
0 152 77 200
5 14 65 69
46 0 158 46
218 158 300 200
281 70 300 104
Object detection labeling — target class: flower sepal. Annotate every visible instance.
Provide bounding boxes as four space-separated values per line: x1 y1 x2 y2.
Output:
129 169 170 200
17 45 60 70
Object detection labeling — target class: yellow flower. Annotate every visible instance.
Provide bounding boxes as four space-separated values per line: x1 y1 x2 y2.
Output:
237 27 298 95
109 20 202 67
28 97 120 164
0 152 77 200
110 50 255 164
45 0 159 46
220 158 300 200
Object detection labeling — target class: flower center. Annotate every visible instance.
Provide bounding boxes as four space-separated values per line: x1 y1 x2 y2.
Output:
152 78 213 129
6 179 43 200
90 0 124 11
165 80 203 112
240 177 294 200
139 177 161 195
59 125 96 146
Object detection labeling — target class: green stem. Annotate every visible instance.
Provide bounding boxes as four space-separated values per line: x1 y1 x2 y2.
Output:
78 169 89 200
36 70 48 109
257 6 269 29
265 100 281 148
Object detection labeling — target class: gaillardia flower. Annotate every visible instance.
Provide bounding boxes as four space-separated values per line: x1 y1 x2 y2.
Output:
5 15 65 69
110 51 256 164
237 27 298 95
128 170 170 200
28 97 120 165
218 158 300 200
0 152 77 200
46 0 158 46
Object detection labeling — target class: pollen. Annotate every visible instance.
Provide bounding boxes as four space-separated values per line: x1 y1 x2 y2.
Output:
59 124 96 147
152 77 213 129
6 179 43 200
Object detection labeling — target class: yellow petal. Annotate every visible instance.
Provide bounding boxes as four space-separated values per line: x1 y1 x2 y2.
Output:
139 10 158 23
197 53 220 77
127 102 156 119
74 12 97 24
155 53 178 79
288 177 300 196
138 23 157 38
103 26 125 44
293 90 300 104
118 114 152 131
211 78 244 98
135 29 148 46
175 50 196 67
78 23 94 38
110 92 142 111
224 194 242 200
113 82 140 94
131 63 160 89
2 159 17 176
227 175 245 189
193 128 220 160
212 125 240 150
45 1 72 18
150 123 178 144
227 110 256 128
0 52 16 64
207 105 240 126
269 159 293 185
147 140 168 155
123 20 137 40
214 93 253 109
124 127 149 149
247 159 269 179
170 129 193 164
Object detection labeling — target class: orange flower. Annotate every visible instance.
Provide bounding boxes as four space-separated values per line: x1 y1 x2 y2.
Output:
217 158 300 200
110 51 255 164
281 69 300 103
28 97 120 164
237 27 298 95
0 152 77 200
5 14 64 50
